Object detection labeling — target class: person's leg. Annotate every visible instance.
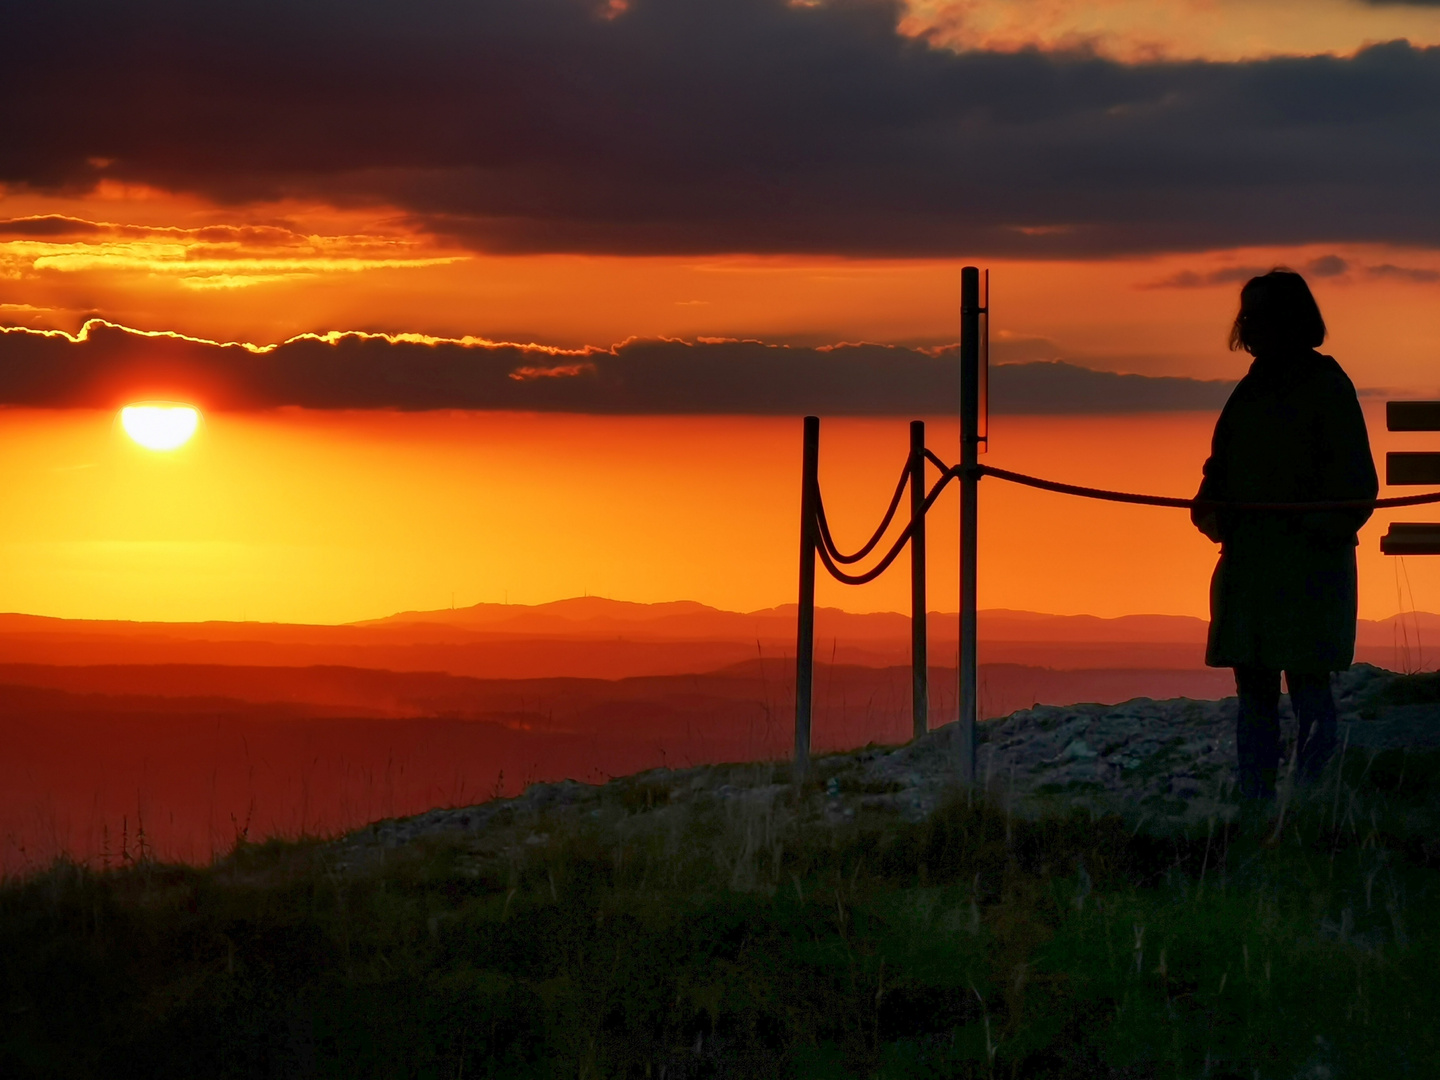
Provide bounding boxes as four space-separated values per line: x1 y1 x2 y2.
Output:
1286 671 1339 782
1234 666 1281 799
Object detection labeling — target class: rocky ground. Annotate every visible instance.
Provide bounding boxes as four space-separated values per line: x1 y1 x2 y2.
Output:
326 663 1440 873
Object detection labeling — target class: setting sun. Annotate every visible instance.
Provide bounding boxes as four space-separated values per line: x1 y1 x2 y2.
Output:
120 403 200 451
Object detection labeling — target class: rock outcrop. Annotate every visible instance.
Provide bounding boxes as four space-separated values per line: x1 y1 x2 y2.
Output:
328 664 1439 869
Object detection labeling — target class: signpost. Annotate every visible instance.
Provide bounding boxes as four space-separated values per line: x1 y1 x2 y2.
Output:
958 268 983 785
1381 401 1440 555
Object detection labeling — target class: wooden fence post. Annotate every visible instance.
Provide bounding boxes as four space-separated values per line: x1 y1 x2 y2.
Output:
794 415 819 780
910 419 928 740
959 268 980 784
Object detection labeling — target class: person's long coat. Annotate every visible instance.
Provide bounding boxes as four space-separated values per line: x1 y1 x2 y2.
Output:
1192 351 1378 673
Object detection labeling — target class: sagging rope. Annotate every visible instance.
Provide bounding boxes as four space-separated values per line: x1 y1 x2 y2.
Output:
973 464 1440 513
814 469 954 585
813 453 1440 587
815 461 910 564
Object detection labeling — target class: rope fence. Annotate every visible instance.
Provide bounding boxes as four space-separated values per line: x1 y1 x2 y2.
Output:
810 457 1439 599
973 464 1440 513
792 264 1440 784
797 428 1440 781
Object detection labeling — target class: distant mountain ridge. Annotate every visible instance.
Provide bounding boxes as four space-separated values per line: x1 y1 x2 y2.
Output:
359 595 1439 651
0 597 1432 677
359 596 1215 644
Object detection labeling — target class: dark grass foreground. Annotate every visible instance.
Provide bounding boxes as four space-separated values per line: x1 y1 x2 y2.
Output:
4 749 1440 1079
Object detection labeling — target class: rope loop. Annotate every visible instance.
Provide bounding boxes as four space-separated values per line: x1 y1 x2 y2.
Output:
810 445 1440 588
815 460 910 564
813 467 954 585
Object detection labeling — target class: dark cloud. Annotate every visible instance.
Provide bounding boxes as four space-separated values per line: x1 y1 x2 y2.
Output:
1367 262 1440 282
1143 266 1271 289
0 215 106 238
1 2 1440 257
1146 255 1352 289
988 361 1235 414
1305 254 1350 277
1150 253 1440 289
0 322 1235 414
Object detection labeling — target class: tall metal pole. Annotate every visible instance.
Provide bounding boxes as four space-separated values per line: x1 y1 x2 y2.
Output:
959 268 981 784
794 415 819 780
909 419 928 740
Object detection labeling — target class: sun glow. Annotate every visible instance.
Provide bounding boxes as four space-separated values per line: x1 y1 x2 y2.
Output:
120 403 200 451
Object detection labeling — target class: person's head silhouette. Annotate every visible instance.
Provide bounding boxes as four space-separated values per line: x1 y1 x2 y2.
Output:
1228 269 1326 357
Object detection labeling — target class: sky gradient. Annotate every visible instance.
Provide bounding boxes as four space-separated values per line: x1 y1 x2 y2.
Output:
2 0 1439 622
4 406 1438 624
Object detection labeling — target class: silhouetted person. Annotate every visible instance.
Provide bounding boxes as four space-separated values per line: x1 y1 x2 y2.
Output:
1192 270 1377 800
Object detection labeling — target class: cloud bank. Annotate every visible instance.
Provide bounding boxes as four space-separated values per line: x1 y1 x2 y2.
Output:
1144 253 1440 288
0 322 1236 415
2 1 1440 257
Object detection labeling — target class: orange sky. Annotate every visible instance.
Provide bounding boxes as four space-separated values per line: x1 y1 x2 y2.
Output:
3 184 1440 388
3 95 1440 626
2 403 1436 624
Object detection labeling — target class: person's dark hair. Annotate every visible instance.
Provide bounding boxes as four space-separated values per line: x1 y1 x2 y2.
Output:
1228 268 1327 354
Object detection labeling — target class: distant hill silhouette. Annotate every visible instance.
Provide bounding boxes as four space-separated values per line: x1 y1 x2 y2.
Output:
0 598 1432 676
363 596 1212 644
358 595 1436 667
3 596 1434 871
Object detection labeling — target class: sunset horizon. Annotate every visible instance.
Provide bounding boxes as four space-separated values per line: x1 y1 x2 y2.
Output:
7 1 1440 627
5 2 1440 1072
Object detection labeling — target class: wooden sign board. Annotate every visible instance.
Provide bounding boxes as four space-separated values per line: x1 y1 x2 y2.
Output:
1381 523 1440 556
1382 400 1440 555
1387 453 1440 486
1387 401 1440 431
